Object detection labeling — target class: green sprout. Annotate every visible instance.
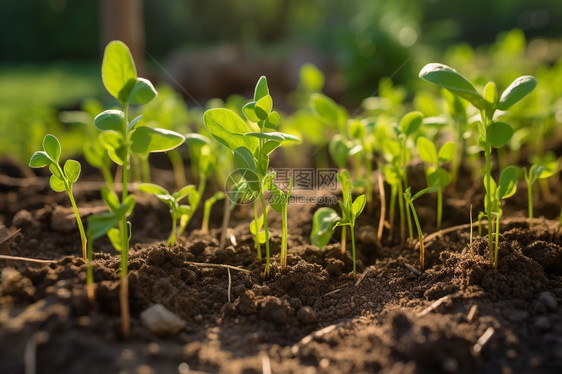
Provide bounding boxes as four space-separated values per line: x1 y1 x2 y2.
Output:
268 177 293 272
203 76 299 276
335 170 366 277
477 166 518 267
403 186 434 271
90 40 184 338
420 63 536 267
137 183 198 246
416 137 456 229
29 134 86 259
394 111 424 246
201 191 225 234
310 207 341 249
521 163 555 229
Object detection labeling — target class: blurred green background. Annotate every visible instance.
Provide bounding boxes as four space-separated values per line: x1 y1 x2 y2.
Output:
0 0 561 162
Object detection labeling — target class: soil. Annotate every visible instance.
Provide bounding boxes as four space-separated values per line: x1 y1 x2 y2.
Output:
1 156 562 374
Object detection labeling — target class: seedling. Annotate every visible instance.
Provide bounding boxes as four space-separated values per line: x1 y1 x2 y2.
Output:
335 170 366 277
268 177 293 271
420 63 536 267
403 186 434 271
521 165 549 229
137 183 198 246
29 134 86 259
204 76 299 276
310 207 341 249
416 137 456 229
91 40 184 338
201 191 225 234
394 111 424 246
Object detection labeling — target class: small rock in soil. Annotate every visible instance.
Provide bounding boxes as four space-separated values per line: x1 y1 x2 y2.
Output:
538 291 558 311
237 291 256 315
297 306 318 325
190 241 206 254
12 210 33 228
534 316 551 330
140 304 186 336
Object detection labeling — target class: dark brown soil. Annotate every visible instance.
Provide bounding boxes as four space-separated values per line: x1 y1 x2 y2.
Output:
1 160 562 373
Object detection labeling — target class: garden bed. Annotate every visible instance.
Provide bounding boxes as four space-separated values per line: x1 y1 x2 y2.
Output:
1 162 562 374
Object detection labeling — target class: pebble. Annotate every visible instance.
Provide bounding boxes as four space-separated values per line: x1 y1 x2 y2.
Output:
140 304 186 336
190 241 206 254
534 316 551 330
538 292 558 311
13 210 33 228
297 306 318 325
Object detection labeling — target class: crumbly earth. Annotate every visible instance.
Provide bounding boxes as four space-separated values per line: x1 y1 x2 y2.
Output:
1 158 562 374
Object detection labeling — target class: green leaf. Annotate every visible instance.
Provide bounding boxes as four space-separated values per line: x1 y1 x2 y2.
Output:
310 93 348 127
64 160 81 184
487 121 514 148
83 142 107 169
127 115 144 132
242 102 260 122
352 194 366 220
245 132 284 142
107 228 122 252
310 207 341 249
416 137 437 165
497 166 518 200
94 110 124 132
427 168 450 188
203 108 258 153
267 111 280 127
128 78 157 105
437 142 456 163
233 147 259 191
101 40 137 102
43 134 61 163
255 95 273 120
122 195 136 216
329 135 350 169
399 111 423 136
173 185 196 201
483 81 498 110
49 175 66 192
130 127 185 158
101 186 120 212
99 131 126 165
86 212 120 241
383 164 401 185
29 151 52 168
419 63 484 109
497 76 537 111
262 140 282 155
138 183 169 196
49 163 64 180
529 165 544 183
269 190 285 212
253 76 269 101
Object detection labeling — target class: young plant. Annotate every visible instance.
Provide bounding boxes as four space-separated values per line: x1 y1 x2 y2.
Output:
394 111 424 246
137 183 198 246
203 76 299 276
420 63 536 267
521 164 555 229
201 191 226 234
268 177 293 271
91 40 184 338
335 170 366 277
416 137 456 229
403 186 434 271
29 134 86 259
310 207 341 249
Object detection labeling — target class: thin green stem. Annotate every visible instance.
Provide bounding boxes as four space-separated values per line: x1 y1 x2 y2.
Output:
281 205 288 271
259 190 270 276
67 187 87 260
398 181 405 245
141 158 151 183
168 149 187 188
408 200 424 271
120 103 130 339
101 165 115 192
341 225 346 256
167 217 177 246
485 143 493 263
350 225 356 277
389 184 397 239
253 200 261 260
